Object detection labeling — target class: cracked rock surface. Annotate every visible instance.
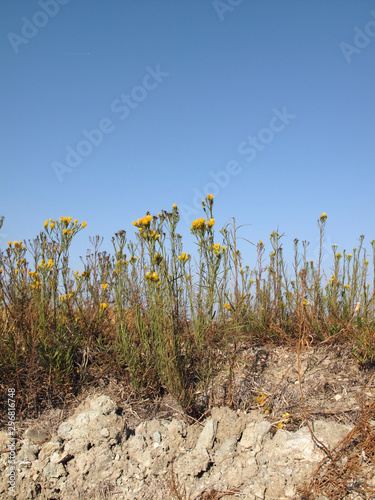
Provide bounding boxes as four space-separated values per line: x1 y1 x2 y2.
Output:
2 393 372 499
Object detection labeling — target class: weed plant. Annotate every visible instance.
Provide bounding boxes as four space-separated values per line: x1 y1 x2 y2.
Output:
0 200 374 416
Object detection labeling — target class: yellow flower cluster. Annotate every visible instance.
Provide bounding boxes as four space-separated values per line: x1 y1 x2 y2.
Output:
223 303 231 311
190 218 215 231
178 252 190 262
133 215 161 241
100 302 108 310
211 243 226 255
101 283 108 291
60 293 74 301
320 212 327 222
60 217 72 224
28 271 41 290
256 392 268 406
145 271 160 283
38 259 54 269
191 218 206 230
8 240 25 249
276 413 292 429
133 215 153 228
44 218 87 232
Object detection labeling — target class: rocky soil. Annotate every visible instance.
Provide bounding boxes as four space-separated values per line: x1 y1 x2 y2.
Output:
1 344 375 499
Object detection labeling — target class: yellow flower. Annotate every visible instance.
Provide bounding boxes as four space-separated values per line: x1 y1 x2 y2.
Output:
101 283 108 290
44 220 49 228
173 204 178 209
82 221 87 228
256 392 268 406
191 218 206 230
320 212 327 221
178 252 190 262
59 216 72 224
50 222 55 230
211 243 221 255
149 230 160 241
206 218 215 228
145 271 160 283
7 241 12 246
100 302 108 310
224 303 231 311
207 194 214 201
48 259 54 267
336 252 342 259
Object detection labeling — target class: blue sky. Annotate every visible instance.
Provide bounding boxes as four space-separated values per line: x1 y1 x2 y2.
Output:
1 0 375 274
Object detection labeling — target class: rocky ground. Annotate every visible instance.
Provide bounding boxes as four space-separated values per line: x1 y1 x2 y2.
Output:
1 344 375 499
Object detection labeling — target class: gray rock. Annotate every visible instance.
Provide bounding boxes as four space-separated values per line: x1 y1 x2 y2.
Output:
153 430 161 443
195 418 218 450
38 439 63 462
313 420 353 450
239 420 271 450
43 461 66 479
175 448 210 477
24 428 50 444
214 436 237 462
18 441 40 463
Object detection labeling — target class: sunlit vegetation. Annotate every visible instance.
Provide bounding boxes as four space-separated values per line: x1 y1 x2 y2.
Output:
0 198 374 415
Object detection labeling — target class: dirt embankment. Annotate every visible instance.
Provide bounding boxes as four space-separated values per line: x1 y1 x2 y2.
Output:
1 345 375 499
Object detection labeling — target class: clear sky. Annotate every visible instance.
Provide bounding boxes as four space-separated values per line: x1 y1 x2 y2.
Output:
1 0 375 274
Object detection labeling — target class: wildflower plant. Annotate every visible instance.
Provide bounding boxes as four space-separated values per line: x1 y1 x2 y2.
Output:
1 201 375 417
